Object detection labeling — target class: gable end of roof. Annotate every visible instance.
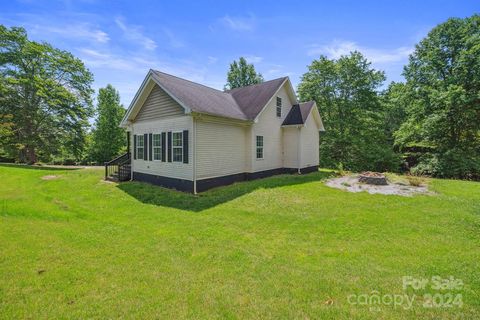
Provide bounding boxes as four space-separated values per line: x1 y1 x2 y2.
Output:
282 101 315 126
121 70 299 126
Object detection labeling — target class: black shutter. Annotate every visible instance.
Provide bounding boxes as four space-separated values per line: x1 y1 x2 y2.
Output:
183 130 189 164
161 132 166 162
143 133 148 160
127 131 130 155
167 132 172 162
133 135 137 160
148 133 153 161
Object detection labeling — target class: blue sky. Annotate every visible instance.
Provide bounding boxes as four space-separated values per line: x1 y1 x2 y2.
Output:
1 0 478 106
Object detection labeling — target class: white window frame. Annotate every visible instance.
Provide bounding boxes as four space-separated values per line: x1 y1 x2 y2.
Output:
256 135 264 160
136 134 144 160
172 131 183 163
152 133 162 161
276 96 282 117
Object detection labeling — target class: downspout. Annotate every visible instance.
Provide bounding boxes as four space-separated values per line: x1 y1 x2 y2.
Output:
193 118 197 194
129 125 134 181
297 126 302 174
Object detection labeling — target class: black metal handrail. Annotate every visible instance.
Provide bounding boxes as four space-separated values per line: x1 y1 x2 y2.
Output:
105 152 130 166
104 152 131 181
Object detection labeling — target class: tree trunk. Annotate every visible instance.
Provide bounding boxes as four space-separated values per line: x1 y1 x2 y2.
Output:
26 145 36 164
18 148 27 163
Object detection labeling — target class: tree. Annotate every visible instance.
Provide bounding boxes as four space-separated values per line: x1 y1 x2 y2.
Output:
0 114 14 159
0 26 94 163
89 85 126 163
381 82 409 145
298 52 401 172
224 57 264 90
395 15 480 178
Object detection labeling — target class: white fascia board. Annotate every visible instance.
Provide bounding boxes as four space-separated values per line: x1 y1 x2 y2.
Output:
253 77 298 123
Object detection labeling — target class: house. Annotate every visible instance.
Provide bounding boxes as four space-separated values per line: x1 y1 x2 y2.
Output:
115 69 324 193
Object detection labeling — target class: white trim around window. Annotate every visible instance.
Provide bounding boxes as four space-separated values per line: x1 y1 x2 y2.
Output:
276 96 282 117
172 131 183 162
256 135 264 160
152 133 162 161
136 134 144 160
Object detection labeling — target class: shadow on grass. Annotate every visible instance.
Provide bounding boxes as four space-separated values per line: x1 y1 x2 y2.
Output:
0 163 82 171
117 170 334 212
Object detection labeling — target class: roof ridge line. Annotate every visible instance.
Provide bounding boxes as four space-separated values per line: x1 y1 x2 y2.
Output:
151 69 248 119
225 76 288 92
152 69 226 94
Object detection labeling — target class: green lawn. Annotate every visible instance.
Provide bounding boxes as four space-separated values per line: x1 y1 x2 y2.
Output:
0 165 479 319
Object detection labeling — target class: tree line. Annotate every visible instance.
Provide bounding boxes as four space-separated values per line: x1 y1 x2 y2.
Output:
297 15 480 179
227 15 480 179
0 26 126 165
1 15 479 179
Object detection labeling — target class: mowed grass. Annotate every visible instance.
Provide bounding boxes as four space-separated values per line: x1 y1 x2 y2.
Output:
0 165 479 319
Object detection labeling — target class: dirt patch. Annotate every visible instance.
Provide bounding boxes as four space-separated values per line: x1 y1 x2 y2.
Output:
100 179 116 184
41 175 59 180
326 175 432 196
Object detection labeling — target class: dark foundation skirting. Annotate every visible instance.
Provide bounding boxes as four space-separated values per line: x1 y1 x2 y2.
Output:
133 171 194 193
133 166 319 193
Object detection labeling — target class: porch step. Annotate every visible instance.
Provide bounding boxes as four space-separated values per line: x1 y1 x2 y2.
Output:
106 174 119 182
105 152 131 182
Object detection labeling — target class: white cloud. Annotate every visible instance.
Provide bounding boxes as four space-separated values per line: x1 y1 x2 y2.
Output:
114 17 157 50
266 64 283 75
244 55 263 64
308 39 413 64
78 48 146 71
219 14 255 31
31 23 109 43
79 48 110 59
78 47 217 104
78 47 211 80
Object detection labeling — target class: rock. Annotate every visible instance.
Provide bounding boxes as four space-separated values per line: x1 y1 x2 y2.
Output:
358 172 388 185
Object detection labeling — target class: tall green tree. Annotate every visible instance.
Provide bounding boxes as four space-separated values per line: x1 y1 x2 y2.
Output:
89 85 126 163
381 82 409 145
298 52 401 172
395 15 480 178
0 26 94 163
224 57 264 90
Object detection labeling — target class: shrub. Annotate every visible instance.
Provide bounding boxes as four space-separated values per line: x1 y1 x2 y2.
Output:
62 159 77 165
337 163 347 176
411 149 480 180
405 174 425 187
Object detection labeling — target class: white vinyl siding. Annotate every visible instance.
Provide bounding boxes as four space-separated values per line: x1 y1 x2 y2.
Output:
152 133 162 161
282 127 299 168
251 85 294 172
300 114 320 167
195 119 247 179
134 84 184 122
132 116 193 180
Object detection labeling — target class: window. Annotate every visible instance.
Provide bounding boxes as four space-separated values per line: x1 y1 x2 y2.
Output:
276 97 282 117
256 135 264 159
136 135 144 160
152 133 162 161
172 131 183 162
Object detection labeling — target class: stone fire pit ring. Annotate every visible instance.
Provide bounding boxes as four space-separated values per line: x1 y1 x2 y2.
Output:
358 172 388 185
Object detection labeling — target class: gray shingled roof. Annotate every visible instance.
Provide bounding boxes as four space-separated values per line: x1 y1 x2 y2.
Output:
226 77 288 119
151 70 247 120
282 101 315 126
151 70 288 121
